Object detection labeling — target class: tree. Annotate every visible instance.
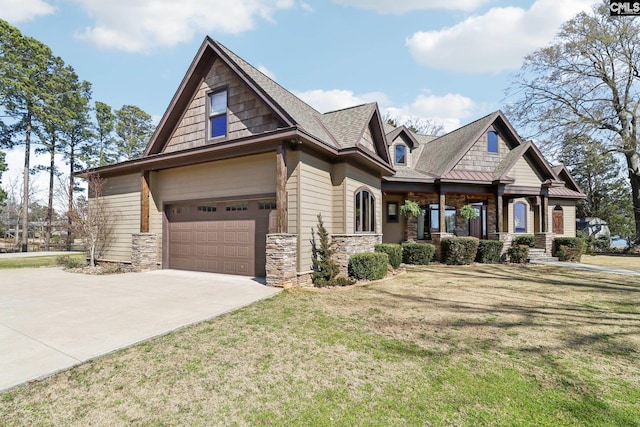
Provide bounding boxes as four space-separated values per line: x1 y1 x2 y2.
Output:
0 151 6 206
506 1 640 243
114 105 154 161
60 75 93 251
0 19 56 251
69 174 115 267
310 213 339 287
562 135 634 240
92 101 116 166
384 114 445 136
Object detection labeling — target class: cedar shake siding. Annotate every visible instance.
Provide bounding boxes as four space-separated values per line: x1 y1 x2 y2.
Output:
163 59 281 153
452 126 510 172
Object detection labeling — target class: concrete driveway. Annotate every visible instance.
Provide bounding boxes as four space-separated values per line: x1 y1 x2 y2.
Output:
0 268 281 392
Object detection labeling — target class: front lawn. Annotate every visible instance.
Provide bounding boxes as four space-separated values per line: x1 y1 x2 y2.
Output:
1 264 639 426
0 253 85 269
581 254 640 271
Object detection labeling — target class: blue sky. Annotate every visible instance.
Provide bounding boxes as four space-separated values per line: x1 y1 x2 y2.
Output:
1 0 597 197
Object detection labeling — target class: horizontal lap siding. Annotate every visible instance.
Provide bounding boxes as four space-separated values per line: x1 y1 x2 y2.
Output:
99 174 141 262
345 165 382 234
298 153 333 272
149 171 163 264
549 199 576 237
332 163 346 235
156 153 275 203
511 157 543 186
286 151 299 236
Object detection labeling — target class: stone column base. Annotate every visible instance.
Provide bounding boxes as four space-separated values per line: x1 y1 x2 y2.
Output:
131 233 158 271
332 234 382 277
266 234 298 288
535 232 554 254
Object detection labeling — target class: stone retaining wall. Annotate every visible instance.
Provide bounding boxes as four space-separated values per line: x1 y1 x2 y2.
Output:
332 234 382 276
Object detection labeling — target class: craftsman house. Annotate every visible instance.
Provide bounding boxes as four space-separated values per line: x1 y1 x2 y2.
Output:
84 38 584 287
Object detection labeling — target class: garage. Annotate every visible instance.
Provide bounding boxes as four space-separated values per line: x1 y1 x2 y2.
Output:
167 198 275 276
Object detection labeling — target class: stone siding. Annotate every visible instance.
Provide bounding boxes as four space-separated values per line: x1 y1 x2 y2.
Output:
266 234 298 288
535 232 554 254
332 234 382 276
131 233 158 271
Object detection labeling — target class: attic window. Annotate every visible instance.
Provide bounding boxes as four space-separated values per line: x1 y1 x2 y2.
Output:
209 90 227 139
488 131 498 153
395 144 406 165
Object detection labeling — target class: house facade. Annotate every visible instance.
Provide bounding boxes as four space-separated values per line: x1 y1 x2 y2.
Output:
85 38 584 287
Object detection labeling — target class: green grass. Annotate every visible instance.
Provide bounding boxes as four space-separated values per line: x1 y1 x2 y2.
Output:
0 254 86 269
1 264 639 426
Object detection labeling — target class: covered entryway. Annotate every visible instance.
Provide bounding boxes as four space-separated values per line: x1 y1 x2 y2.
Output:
166 198 275 276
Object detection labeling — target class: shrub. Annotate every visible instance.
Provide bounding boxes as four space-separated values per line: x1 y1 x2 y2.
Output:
402 242 436 265
375 243 402 269
315 276 355 287
56 255 86 269
348 252 388 281
513 235 535 248
476 240 504 264
553 237 585 262
441 237 479 265
508 245 529 263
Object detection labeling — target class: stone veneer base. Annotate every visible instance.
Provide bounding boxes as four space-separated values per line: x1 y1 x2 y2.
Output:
131 233 158 271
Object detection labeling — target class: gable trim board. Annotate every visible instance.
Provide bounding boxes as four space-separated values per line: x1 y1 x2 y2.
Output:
78 38 584 284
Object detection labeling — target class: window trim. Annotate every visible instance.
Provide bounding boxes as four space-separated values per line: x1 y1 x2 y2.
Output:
386 201 399 223
207 87 228 140
394 144 407 165
487 130 498 153
514 201 527 233
354 187 376 233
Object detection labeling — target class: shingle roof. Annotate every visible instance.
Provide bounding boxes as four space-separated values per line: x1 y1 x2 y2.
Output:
414 112 498 176
321 103 377 149
215 41 338 149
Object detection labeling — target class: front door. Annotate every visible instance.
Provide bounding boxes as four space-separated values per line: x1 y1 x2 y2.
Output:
469 204 487 239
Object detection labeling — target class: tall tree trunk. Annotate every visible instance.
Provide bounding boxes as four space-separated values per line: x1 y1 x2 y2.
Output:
45 137 55 251
22 111 31 252
66 143 75 251
626 151 640 245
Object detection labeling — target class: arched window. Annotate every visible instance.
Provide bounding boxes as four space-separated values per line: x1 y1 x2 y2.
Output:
514 202 527 233
488 131 498 153
395 144 406 165
553 205 564 234
355 188 375 232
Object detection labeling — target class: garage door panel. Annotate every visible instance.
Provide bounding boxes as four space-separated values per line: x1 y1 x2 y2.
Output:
167 203 268 277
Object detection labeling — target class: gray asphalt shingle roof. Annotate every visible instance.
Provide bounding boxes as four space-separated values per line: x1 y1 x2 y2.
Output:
414 112 498 177
321 103 377 149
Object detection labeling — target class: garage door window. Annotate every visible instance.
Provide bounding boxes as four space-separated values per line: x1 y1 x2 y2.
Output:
258 200 277 210
197 206 217 213
226 202 248 211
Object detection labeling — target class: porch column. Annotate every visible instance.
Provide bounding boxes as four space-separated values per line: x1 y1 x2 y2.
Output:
541 193 548 232
439 192 446 232
140 171 150 233
496 192 503 233
276 144 287 233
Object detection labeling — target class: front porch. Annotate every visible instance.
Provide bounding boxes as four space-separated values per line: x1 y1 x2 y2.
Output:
382 191 555 257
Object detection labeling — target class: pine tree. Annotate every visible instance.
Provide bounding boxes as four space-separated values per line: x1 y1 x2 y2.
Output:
310 213 339 287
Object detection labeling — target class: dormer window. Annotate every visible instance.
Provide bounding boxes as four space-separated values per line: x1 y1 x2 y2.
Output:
209 90 227 139
487 131 498 153
395 144 406 165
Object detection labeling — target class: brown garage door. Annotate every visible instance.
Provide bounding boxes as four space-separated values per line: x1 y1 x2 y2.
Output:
167 199 275 276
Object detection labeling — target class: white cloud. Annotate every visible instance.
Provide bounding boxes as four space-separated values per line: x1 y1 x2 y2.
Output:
71 0 295 52
385 93 476 132
294 89 389 113
300 1 314 12
294 88 474 132
332 0 489 13
258 65 276 80
0 0 55 23
406 0 596 73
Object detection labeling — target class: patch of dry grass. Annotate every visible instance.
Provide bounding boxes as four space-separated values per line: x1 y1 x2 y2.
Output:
1 264 639 426
581 254 640 271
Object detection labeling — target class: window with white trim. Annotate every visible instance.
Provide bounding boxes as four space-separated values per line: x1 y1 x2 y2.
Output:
355 189 375 232
209 90 227 139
